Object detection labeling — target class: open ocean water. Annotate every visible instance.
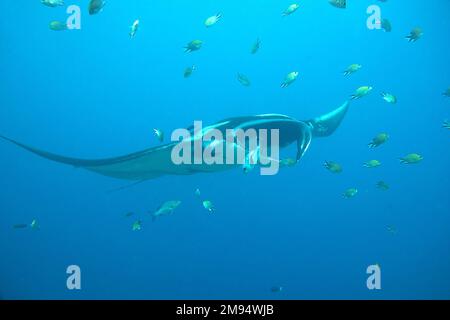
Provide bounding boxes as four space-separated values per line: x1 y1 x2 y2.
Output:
0 0 449 300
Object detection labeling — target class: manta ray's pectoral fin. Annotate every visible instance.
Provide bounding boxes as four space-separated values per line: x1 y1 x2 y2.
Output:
306 101 350 138
0 134 185 181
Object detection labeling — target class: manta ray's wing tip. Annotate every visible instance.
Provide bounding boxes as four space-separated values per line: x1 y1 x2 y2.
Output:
307 100 350 138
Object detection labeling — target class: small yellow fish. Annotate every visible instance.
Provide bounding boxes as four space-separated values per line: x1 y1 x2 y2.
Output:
152 200 181 221
88 0 106 15
281 71 299 88
329 0 346 9
376 181 390 191
13 224 28 229
184 40 203 53
280 158 297 167
443 120 450 130
381 18 392 32
406 27 423 42
204 13 222 27
387 225 397 234
132 220 142 231
203 200 215 213
251 38 261 54
237 73 251 87
49 21 67 31
399 153 423 164
323 161 342 173
129 19 139 39
381 92 397 104
42 0 65 7
368 133 389 148
184 65 196 78
271 286 283 293
343 64 361 76
30 219 40 230
364 160 381 168
282 4 300 16
343 188 358 199
351 86 372 100
153 128 164 142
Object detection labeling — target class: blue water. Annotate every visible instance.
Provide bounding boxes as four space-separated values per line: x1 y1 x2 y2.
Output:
0 0 449 300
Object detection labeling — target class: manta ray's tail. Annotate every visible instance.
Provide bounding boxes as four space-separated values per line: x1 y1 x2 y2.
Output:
305 101 350 138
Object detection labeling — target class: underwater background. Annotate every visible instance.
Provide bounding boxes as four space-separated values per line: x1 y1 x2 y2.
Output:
0 0 449 300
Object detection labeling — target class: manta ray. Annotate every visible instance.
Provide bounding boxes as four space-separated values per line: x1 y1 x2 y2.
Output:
0 101 349 181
